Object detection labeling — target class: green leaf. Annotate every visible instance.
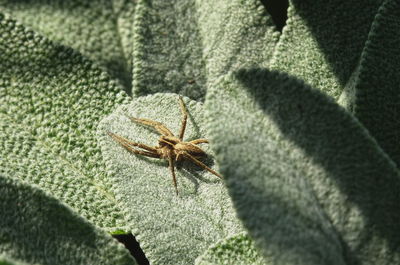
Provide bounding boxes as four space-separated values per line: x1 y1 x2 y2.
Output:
0 0 135 90
195 233 267 265
0 175 136 265
132 0 278 100
113 0 137 82
271 0 382 99
352 0 400 166
205 69 400 264
98 93 243 265
0 255 29 265
0 13 129 231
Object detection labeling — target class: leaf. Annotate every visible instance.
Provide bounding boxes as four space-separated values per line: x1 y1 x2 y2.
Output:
195 233 267 265
0 175 136 265
113 0 137 81
270 0 383 99
98 93 243 265
132 0 278 100
0 12 129 231
0 0 135 90
351 0 400 166
0 255 29 265
205 69 400 264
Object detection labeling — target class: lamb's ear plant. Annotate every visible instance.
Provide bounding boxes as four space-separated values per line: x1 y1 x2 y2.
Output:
351 0 400 166
131 0 279 100
270 0 383 99
98 93 243 265
0 256 29 265
0 0 136 90
205 69 400 265
0 175 136 265
195 232 266 265
0 12 129 232
2 0 400 264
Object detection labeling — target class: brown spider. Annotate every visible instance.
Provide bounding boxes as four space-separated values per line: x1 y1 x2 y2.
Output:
108 96 222 195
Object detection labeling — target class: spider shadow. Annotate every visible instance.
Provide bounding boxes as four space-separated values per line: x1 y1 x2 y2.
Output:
183 106 202 141
128 149 219 195
129 152 165 166
177 155 221 194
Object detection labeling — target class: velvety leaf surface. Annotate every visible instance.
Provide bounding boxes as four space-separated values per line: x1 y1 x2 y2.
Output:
0 13 129 231
0 256 29 265
0 0 134 90
195 233 267 265
132 0 278 100
98 93 243 265
195 0 278 82
352 0 400 167
270 0 382 99
0 175 136 265
205 69 400 264
113 0 137 82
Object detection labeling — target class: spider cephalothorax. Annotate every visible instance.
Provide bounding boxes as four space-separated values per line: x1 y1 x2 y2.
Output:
108 96 222 195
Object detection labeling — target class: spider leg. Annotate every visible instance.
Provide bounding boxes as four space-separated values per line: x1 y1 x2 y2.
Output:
189 139 208 145
108 132 160 158
182 152 223 179
108 132 157 152
130 117 174 136
168 155 179 195
178 96 188 141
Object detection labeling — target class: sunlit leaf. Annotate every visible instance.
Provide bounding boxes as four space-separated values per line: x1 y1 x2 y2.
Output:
98 93 243 265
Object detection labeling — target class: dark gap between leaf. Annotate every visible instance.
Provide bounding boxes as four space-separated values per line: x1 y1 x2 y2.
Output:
260 0 288 32
113 233 149 265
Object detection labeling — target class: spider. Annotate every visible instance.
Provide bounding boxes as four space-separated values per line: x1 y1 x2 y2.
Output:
108 96 222 195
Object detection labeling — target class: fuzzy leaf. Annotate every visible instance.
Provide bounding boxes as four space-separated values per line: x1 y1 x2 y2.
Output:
132 0 278 100
271 0 382 99
0 175 136 265
0 0 135 90
0 256 29 265
352 0 400 166
113 0 137 80
0 13 129 231
195 233 267 265
205 69 400 264
98 93 243 265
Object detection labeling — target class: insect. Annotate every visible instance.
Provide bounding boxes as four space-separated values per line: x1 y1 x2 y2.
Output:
108 96 222 195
